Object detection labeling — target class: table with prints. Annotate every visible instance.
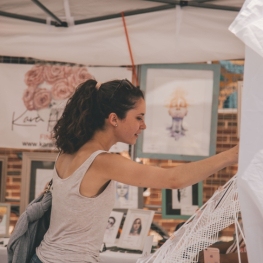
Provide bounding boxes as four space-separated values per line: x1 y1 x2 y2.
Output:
100 250 143 263
100 240 146 263
0 238 144 263
0 249 142 263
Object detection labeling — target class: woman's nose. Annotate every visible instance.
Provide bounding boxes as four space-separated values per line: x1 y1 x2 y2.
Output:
141 121 146 130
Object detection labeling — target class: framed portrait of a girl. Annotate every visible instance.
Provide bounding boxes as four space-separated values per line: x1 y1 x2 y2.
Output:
103 210 124 245
113 182 144 211
118 209 154 250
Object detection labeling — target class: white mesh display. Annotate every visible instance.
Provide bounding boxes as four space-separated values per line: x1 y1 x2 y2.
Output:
137 175 241 263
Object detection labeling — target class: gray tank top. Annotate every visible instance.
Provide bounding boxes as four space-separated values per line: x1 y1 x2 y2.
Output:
36 150 115 263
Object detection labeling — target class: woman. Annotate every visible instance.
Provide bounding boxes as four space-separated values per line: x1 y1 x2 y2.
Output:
129 218 142 236
32 79 238 263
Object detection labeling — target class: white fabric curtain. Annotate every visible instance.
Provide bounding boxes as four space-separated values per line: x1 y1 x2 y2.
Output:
230 1 263 262
237 46 263 263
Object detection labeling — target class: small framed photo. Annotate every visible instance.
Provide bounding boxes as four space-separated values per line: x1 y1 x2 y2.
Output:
162 183 202 219
103 211 124 245
113 182 144 211
0 156 8 202
0 203 11 237
20 152 57 214
136 63 220 161
118 209 155 251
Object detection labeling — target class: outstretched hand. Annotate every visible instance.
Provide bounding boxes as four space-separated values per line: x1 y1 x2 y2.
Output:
225 143 239 166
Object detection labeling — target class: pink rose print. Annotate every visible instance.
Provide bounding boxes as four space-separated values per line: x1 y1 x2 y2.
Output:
24 65 44 87
33 88 52 110
63 65 73 76
76 67 94 85
51 79 73 100
23 64 93 111
44 65 66 84
68 67 94 91
22 87 36 110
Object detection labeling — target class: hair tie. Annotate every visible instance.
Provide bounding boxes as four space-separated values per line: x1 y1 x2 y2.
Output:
95 82 102 90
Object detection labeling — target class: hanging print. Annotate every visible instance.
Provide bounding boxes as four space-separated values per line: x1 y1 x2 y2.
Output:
0 63 131 150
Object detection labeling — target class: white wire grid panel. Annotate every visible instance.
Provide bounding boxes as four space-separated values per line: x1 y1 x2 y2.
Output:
137 175 241 263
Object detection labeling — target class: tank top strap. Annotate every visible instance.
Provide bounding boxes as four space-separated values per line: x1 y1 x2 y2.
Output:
55 151 61 163
80 150 108 171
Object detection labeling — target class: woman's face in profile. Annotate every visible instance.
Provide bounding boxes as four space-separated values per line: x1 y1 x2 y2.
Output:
133 219 141 231
116 183 129 198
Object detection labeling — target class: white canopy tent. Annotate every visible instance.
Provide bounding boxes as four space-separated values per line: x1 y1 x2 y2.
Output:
0 0 245 66
3 1 263 263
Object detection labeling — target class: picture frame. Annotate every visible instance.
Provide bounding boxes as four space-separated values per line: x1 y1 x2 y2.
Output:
0 156 8 202
162 183 203 219
20 152 57 214
136 63 220 161
113 181 144 212
103 210 124 245
218 60 244 113
118 209 155 251
0 203 11 237
112 146 144 212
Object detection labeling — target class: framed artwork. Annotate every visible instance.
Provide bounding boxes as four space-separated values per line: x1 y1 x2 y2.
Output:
237 81 243 138
0 203 11 237
113 182 144 211
118 209 155 250
218 60 244 113
20 152 57 214
136 63 220 161
0 156 8 202
162 183 202 219
103 210 124 244
0 63 132 150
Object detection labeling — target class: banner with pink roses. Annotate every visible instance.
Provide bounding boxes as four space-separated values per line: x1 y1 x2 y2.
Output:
0 63 131 151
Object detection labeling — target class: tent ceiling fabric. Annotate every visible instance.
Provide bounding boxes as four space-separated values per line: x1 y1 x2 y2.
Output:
0 0 244 22
0 0 245 66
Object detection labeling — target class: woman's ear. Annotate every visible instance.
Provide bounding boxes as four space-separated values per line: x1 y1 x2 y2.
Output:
108 113 118 127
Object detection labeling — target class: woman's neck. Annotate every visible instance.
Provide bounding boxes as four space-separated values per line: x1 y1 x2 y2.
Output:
84 131 116 151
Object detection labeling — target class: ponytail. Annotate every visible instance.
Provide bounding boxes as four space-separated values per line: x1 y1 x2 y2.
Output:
53 79 100 153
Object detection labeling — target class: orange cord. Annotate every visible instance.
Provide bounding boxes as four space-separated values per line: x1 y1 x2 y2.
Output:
121 12 139 87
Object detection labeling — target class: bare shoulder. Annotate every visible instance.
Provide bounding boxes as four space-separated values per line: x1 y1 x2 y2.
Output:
95 152 132 167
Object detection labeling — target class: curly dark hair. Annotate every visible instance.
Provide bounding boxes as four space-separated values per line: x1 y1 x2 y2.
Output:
53 79 144 154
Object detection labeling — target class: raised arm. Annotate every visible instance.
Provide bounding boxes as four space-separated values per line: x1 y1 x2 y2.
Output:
96 145 239 189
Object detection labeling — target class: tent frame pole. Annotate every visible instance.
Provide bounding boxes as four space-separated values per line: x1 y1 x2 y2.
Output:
0 0 240 26
145 0 240 12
